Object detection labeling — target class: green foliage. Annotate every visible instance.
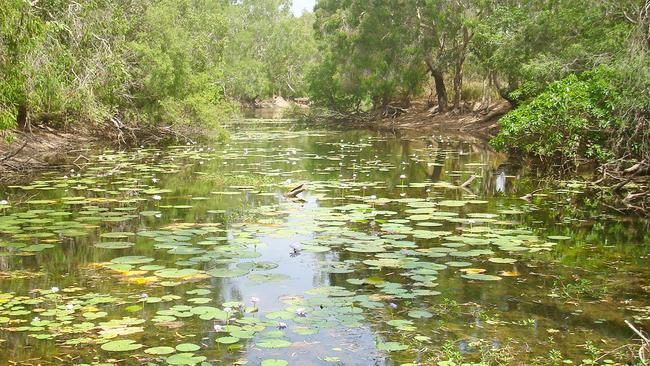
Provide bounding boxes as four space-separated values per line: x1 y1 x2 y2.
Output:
471 0 631 103
0 0 315 135
309 0 430 112
222 1 317 101
491 67 621 162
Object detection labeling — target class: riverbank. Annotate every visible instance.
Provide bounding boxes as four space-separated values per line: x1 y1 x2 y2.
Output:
0 128 95 183
297 100 511 139
376 100 510 137
0 120 224 182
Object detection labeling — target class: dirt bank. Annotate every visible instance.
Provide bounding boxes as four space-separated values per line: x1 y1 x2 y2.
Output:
0 129 95 183
358 100 511 137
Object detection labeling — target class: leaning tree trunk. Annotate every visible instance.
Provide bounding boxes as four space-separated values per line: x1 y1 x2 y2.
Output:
492 74 518 107
424 54 448 112
431 69 448 112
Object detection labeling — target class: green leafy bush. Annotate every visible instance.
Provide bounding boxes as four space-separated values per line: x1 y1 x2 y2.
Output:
491 67 621 163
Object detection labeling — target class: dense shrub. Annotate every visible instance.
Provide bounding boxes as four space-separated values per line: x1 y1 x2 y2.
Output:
491 67 621 163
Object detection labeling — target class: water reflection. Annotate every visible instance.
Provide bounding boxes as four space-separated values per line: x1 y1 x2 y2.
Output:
0 119 647 365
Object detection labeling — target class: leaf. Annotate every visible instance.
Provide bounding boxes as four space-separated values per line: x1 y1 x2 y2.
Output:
175 343 200 352
257 338 292 348
100 339 143 352
144 346 176 355
261 360 288 366
377 341 409 351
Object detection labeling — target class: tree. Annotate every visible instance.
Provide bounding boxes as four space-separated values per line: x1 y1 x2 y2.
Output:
309 0 479 113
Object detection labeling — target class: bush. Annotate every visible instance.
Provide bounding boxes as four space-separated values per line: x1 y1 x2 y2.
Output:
491 67 621 163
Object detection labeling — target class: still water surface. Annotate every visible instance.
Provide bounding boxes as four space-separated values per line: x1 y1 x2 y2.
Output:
0 117 648 365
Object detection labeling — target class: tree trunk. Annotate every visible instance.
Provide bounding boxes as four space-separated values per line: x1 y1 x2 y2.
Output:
424 54 448 112
453 27 471 109
492 74 518 107
452 62 463 109
431 69 448 112
16 103 28 128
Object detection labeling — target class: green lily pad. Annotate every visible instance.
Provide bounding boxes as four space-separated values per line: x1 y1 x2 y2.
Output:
256 338 292 348
262 360 289 366
101 339 143 352
175 343 200 352
144 346 176 355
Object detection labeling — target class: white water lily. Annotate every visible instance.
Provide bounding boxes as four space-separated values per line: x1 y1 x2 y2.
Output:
0 200 8 205
51 287 60 293
152 195 162 200
66 303 74 311
290 243 302 253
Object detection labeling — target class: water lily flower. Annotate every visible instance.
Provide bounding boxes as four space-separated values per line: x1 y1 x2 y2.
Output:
213 323 223 332
277 322 287 329
369 195 377 200
0 200 8 205
141 293 149 300
152 195 162 201
389 303 398 309
295 308 307 317
51 287 60 293
66 303 74 311
152 178 159 183
33 317 40 322
224 307 232 313
290 243 302 254
251 296 260 306
399 174 406 179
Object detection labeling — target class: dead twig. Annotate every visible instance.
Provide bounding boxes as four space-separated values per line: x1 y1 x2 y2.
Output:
0 140 28 164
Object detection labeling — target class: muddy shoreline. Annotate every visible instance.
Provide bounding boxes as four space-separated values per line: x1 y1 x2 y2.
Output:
1 101 507 182
0 129 96 183
322 100 510 139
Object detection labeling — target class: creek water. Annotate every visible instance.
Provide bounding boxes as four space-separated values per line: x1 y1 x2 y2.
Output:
0 116 648 366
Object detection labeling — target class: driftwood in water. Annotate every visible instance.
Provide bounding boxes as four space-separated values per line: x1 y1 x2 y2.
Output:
460 175 476 188
284 184 307 198
520 189 544 201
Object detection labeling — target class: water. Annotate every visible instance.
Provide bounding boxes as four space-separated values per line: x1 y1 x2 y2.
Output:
0 117 648 366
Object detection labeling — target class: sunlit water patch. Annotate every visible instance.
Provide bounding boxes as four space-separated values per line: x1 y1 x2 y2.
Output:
0 119 648 366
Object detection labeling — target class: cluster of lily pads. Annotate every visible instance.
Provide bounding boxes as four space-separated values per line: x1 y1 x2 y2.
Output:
2 123 642 366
